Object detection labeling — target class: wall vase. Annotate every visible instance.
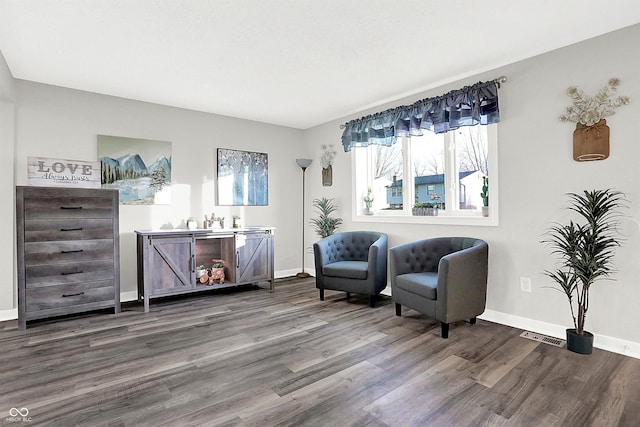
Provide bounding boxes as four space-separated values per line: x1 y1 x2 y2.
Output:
573 119 610 161
322 165 333 186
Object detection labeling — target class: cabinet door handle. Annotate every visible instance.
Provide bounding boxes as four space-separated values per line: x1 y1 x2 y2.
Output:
61 270 83 275
236 251 240 269
62 291 85 297
60 227 83 232
191 254 195 273
60 206 83 210
61 249 84 254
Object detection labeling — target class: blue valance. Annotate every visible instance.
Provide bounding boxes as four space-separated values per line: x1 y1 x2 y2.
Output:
341 80 501 152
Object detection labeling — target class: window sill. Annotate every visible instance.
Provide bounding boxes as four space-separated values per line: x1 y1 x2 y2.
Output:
353 212 499 227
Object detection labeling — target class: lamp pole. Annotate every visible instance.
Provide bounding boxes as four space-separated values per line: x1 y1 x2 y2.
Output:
296 159 312 278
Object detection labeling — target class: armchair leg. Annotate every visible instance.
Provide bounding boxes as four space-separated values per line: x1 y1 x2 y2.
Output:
319 289 324 301
346 292 351 299
395 303 401 316
470 317 477 325
440 322 449 339
369 295 376 308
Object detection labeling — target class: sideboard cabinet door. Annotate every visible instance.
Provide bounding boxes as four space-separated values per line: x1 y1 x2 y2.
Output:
146 236 195 296
235 232 273 284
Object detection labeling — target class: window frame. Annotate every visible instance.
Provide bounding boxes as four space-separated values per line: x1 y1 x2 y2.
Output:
351 124 499 226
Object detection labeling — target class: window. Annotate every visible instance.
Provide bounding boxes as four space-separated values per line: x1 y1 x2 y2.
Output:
353 124 497 225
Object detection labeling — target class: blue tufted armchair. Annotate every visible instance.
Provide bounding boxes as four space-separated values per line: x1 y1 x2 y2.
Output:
390 237 488 338
313 231 388 307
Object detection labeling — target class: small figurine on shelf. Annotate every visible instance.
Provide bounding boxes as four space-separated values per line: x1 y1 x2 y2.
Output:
209 259 225 284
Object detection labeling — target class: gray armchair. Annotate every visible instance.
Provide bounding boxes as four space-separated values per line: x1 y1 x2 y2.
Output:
390 237 488 338
313 231 388 307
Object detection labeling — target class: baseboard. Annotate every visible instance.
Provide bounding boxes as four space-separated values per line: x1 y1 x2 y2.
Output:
479 309 640 359
121 291 139 303
0 307 17 322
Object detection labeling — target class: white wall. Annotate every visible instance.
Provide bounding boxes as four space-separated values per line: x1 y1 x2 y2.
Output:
0 50 15 312
11 81 306 302
304 24 640 353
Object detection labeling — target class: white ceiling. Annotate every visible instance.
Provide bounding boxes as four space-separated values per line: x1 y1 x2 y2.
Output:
1 1 639 129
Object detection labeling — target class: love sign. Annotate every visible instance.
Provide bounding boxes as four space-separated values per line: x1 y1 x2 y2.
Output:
28 156 101 188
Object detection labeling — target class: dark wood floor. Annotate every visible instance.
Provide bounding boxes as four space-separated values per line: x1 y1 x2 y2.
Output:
2 277 640 426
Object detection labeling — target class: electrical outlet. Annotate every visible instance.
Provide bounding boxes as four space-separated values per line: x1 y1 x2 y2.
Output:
520 277 532 293
306 246 314 253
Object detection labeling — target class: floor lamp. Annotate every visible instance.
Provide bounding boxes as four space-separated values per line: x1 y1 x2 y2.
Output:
296 158 312 278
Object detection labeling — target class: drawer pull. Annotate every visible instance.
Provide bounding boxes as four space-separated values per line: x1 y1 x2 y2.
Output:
60 227 83 232
60 206 83 210
61 249 84 254
61 270 83 275
62 291 85 298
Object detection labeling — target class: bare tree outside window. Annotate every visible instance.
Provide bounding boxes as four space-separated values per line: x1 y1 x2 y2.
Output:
456 127 488 174
372 144 402 180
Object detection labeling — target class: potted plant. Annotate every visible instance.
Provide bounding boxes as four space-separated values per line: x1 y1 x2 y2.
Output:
542 189 625 354
363 188 374 215
480 176 489 216
310 197 343 238
196 264 206 279
412 202 437 216
187 217 198 230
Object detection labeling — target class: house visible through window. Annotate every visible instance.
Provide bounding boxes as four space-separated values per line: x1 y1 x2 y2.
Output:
353 124 496 221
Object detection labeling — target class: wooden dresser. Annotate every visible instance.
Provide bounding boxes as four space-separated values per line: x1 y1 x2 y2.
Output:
16 186 120 330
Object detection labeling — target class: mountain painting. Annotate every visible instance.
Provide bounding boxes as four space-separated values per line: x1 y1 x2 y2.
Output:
98 135 172 204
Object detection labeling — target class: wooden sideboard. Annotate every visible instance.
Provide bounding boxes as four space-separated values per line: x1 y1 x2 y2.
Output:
16 186 121 330
135 227 274 312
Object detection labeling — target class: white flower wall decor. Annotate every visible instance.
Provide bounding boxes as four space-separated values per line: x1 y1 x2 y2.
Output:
559 78 630 162
320 144 337 186
560 78 630 126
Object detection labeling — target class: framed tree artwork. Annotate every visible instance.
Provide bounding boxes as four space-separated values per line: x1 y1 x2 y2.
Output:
217 148 268 206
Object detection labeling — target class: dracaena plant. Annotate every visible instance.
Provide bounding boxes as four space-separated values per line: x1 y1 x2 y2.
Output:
542 189 625 335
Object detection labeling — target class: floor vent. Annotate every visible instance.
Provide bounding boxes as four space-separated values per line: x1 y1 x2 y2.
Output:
519 331 565 347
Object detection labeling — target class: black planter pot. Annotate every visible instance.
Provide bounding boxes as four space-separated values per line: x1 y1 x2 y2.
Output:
566 328 594 354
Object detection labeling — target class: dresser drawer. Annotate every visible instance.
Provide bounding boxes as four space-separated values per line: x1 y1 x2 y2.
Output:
25 281 115 312
24 197 114 220
24 239 114 266
24 218 114 242
25 259 115 288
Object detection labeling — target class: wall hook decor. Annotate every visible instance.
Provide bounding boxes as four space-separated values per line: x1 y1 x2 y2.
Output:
560 78 630 161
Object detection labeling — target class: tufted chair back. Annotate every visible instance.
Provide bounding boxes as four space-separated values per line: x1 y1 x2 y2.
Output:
396 237 484 273
318 231 384 264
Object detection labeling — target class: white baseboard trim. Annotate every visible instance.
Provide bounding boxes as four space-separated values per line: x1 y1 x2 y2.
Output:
479 309 640 359
121 291 138 303
0 308 17 322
